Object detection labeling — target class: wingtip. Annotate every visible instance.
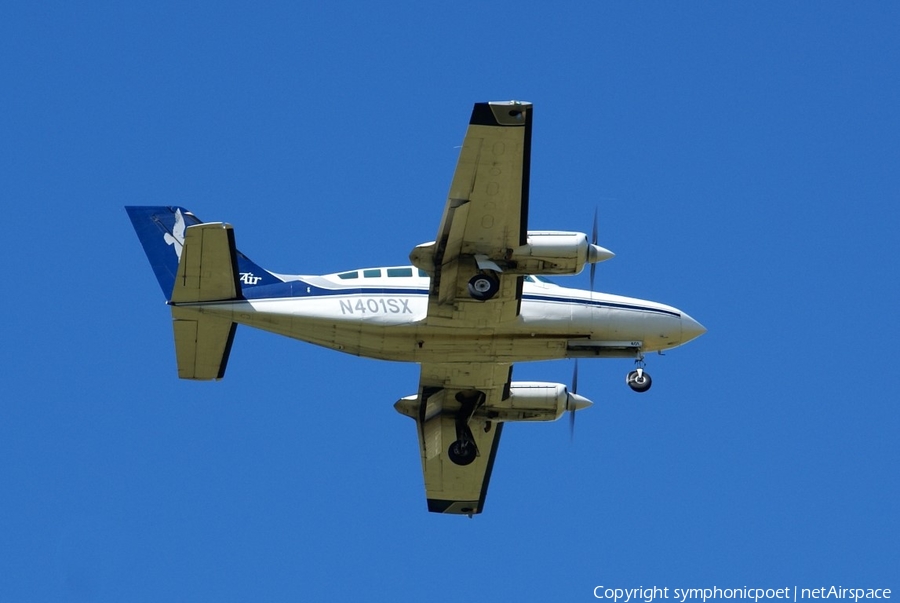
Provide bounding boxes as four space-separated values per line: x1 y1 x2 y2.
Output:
470 101 532 127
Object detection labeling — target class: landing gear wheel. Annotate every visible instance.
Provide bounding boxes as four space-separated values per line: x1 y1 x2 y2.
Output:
626 369 652 393
448 440 477 466
467 273 500 301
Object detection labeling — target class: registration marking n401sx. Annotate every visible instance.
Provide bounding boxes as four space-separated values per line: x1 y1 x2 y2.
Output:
339 298 413 315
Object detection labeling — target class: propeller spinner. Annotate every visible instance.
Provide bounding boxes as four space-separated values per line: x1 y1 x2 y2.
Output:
567 360 593 440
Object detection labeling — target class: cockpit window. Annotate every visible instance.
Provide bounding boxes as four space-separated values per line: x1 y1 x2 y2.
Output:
363 269 381 278
337 271 358 280
418 269 429 277
387 267 413 277
524 276 535 283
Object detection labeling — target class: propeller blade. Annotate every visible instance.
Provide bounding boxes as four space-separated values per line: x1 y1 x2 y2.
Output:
569 406 576 441
569 360 579 442
572 359 579 394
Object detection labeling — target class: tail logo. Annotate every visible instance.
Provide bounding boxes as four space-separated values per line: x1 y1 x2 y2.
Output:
163 209 186 260
240 273 263 285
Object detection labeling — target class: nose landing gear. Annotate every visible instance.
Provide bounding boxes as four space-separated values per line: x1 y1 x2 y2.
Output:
626 356 652 393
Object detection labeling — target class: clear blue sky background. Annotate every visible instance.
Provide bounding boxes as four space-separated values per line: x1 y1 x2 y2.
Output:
2 2 898 601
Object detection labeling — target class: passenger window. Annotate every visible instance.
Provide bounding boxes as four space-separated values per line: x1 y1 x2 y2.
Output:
363 269 381 278
387 268 413 277
337 271 358 280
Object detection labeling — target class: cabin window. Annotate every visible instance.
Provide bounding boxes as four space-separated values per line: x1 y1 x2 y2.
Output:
337 271 358 280
387 267 413 277
363 269 381 278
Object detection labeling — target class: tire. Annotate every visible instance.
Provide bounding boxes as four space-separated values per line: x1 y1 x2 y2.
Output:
467 273 500 301
626 370 652 393
448 440 477 466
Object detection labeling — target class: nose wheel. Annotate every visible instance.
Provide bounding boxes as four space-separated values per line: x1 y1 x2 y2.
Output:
626 356 652 392
626 368 652 392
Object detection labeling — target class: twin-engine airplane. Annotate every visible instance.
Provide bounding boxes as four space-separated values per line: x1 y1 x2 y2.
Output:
127 101 705 516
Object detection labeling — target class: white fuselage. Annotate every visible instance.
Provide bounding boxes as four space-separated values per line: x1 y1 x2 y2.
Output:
173 267 705 365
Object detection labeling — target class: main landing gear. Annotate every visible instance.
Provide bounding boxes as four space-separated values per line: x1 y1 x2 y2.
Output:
448 438 477 466
448 391 485 466
626 356 652 393
467 272 500 301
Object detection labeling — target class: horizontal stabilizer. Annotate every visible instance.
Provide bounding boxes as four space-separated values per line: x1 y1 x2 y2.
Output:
171 223 241 303
168 223 241 380
171 307 236 380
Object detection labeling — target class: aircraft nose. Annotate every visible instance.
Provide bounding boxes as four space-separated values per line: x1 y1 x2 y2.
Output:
680 312 707 344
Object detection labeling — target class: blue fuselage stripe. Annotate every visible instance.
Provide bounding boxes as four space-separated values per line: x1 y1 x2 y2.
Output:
238 279 680 318
521 294 681 317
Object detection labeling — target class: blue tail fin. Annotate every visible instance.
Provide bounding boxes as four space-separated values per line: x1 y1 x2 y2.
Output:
125 206 283 300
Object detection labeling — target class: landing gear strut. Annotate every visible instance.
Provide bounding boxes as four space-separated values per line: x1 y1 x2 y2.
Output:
626 356 652 393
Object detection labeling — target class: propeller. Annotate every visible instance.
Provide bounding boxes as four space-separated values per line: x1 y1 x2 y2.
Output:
586 208 614 293
569 361 579 439
566 360 593 441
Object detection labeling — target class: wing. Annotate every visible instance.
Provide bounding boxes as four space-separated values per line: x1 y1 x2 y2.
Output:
396 362 512 515
412 101 533 325
397 102 534 514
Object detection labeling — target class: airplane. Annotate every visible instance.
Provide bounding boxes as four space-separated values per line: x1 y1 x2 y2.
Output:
126 101 705 516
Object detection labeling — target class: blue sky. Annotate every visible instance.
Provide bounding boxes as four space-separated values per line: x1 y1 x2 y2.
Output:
2 2 898 601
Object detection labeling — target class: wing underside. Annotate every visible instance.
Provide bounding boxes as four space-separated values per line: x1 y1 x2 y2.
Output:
417 101 532 326
398 362 512 515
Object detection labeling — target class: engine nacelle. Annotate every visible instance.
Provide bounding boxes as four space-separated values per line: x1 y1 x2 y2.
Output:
408 231 613 277
509 231 614 275
489 381 593 422
392 382 593 423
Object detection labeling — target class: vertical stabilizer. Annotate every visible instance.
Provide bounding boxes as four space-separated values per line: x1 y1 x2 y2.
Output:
125 206 282 301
